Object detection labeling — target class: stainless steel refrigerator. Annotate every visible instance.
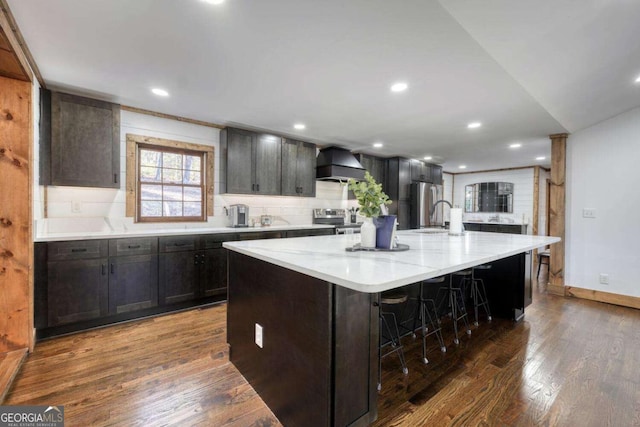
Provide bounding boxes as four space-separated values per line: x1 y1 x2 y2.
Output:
409 182 444 228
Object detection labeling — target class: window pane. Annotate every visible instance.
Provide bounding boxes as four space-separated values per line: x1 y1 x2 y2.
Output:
140 150 161 167
163 186 183 201
183 171 201 185
140 184 162 200
184 202 202 217
140 166 161 183
163 201 183 217
184 155 201 171
141 201 162 217
184 187 202 202
163 168 183 184
163 152 182 169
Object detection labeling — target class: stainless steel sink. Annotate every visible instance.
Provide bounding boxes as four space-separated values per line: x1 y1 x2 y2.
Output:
416 228 449 234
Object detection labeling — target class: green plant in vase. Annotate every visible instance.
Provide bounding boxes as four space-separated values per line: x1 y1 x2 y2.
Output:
348 172 391 218
348 172 392 248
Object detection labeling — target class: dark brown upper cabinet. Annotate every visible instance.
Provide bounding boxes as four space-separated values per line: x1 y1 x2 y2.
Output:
221 127 282 195
281 138 316 197
40 89 120 188
356 153 386 186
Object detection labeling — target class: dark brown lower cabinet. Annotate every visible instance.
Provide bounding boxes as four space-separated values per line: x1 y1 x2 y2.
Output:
203 248 227 298
109 254 159 314
47 257 109 327
159 250 200 305
36 228 323 337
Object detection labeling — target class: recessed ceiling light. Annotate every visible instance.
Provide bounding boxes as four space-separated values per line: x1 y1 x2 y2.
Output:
467 122 482 129
509 143 522 149
390 82 408 92
536 156 546 161
423 156 432 160
459 165 467 169
373 142 383 148
151 88 169 97
635 74 640 83
202 0 224 4
293 123 306 130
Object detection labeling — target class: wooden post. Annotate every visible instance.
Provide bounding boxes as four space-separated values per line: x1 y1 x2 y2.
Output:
0 75 33 352
548 133 568 295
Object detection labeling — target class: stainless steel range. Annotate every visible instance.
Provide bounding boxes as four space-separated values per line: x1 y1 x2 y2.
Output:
312 209 362 234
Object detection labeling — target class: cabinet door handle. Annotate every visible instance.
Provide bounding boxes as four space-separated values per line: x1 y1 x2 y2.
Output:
71 248 87 253
173 243 187 247
101 264 107 275
110 264 115 274
252 184 255 191
127 244 141 249
114 173 119 184
256 184 260 192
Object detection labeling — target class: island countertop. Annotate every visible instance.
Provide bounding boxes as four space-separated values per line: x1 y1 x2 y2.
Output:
223 230 560 293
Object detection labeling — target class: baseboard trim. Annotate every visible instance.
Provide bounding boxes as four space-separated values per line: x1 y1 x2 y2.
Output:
546 284 565 296
565 286 640 310
0 348 28 404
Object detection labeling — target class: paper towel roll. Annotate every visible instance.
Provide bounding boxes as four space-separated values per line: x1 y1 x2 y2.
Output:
449 208 463 235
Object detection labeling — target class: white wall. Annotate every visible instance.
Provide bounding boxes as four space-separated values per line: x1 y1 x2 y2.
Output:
566 106 640 297
452 168 535 231
538 169 550 236
41 110 346 229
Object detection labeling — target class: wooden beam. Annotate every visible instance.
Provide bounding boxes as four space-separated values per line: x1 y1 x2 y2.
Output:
446 164 549 175
548 133 568 295
0 75 33 352
0 0 37 83
121 105 224 129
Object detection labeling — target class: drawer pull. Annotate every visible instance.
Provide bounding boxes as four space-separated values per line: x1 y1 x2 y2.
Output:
173 243 188 247
127 245 141 249
71 248 87 253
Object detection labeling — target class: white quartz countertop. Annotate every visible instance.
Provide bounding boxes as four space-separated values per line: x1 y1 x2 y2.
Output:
34 222 334 242
223 230 561 293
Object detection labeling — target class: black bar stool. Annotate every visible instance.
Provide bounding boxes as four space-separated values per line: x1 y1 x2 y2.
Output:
537 250 550 279
412 277 447 364
436 273 471 345
378 290 409 390
470 265 492 326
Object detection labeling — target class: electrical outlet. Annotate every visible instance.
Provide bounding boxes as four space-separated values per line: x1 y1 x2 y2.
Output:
582 208 596 218
255 323 263 348
72 200 82 213
599 274 609 285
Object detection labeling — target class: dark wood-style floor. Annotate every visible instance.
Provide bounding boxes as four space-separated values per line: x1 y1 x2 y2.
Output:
6 276 640 426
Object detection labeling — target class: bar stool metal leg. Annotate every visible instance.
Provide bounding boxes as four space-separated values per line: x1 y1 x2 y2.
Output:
414 281 447 364
377 291 409 390
436 274 471 345
471 266 492 326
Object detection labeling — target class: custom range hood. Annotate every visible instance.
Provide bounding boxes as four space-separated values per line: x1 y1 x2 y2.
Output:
315 147 366 181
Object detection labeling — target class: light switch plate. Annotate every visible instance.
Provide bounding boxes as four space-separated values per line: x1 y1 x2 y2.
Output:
255 323 263 348
582 208 596 218
72 200 82 213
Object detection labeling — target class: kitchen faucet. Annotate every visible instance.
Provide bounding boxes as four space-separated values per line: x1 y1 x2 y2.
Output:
430 200 452 217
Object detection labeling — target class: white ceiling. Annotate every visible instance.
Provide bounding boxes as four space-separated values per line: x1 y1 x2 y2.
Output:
7 0 640 173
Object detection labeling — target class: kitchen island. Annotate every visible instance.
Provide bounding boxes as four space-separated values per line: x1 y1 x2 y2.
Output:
224 231 560 427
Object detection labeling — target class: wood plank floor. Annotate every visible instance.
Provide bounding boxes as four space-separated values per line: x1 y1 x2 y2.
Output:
6 276 640 426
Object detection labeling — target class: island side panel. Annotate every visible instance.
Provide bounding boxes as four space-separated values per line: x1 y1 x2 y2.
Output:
476 252 527 321
227 251 333 426
333 286 379 426
227 251 379 427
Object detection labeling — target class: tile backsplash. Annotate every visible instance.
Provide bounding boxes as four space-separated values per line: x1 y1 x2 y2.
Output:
39 109 350 230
